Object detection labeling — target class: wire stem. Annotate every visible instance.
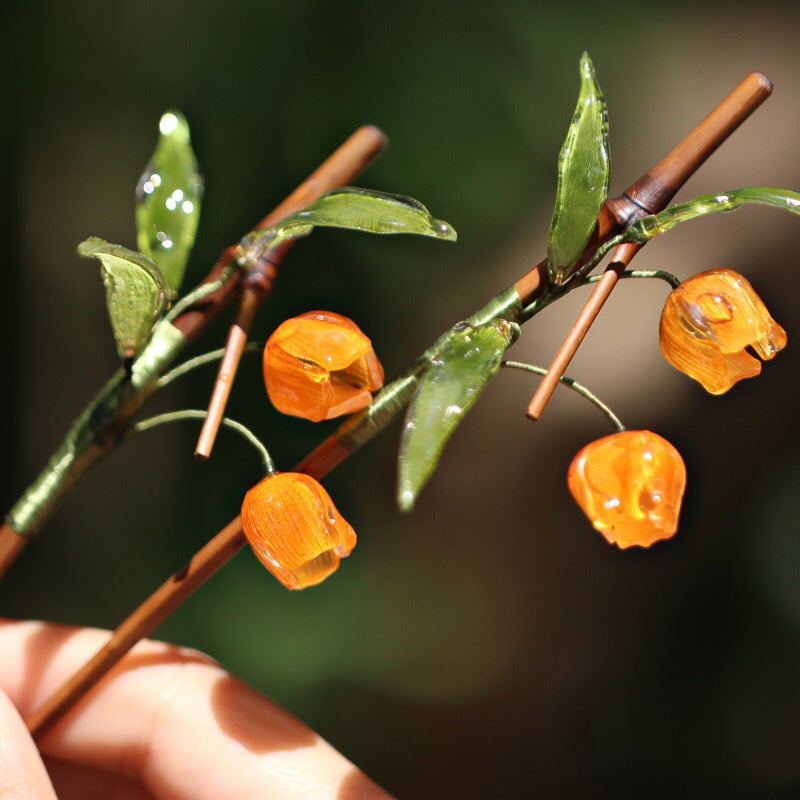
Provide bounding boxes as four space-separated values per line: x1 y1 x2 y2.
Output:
164 266 237 323
503 361 625 432
133 410 274 475
157 344 259 389
583 268 681 290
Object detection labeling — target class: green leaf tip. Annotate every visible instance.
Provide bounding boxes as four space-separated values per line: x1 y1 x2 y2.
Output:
547 52 610 286
135 109 203 293
78 237 169 362
397 318 519 512
236 187 456 267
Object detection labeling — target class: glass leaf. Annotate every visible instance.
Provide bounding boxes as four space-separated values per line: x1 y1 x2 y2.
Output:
135 110 203 292
547 52 610 285
78 237 169 361
628 187 800 241
237 187 456 266
397 319 518 512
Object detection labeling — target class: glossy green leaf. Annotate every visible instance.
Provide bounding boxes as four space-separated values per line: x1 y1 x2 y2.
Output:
397 319 519 512
135 110 203 292
78 237 169 361
236 187 456 267
547 52 610 286
625 187 800 241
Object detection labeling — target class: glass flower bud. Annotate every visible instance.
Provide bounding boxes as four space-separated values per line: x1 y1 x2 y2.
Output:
567 430 686 549
264 311 384 422
241 472 357 590
659 268 787 394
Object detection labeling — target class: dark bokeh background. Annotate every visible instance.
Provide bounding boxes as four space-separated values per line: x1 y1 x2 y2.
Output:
3 2 800 797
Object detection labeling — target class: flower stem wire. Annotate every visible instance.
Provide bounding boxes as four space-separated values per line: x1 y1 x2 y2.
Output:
164 265 237 324
594 268 681 290
502 361 625 432
133 409 275 475
157 343 260 389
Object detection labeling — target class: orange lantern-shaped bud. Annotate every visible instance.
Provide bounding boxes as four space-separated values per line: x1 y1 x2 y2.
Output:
264 311 384 422
241 472 357 589
567 430 686 549
659 268 786 394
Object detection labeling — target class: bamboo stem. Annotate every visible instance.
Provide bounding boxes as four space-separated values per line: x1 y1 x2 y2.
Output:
194 288 265 459
24 74 772 741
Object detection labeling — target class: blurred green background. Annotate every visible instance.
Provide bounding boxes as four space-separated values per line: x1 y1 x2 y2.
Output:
3 1 800 796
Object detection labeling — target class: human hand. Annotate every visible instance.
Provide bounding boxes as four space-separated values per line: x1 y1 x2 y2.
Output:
0 619 393 800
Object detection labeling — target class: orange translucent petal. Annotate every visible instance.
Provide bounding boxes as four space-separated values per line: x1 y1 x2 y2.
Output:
263 343 333 421
263 311 385 421
660 269 787 394
270 317 371 370
325 379 374 418
567 430 686 549
241 472 356 590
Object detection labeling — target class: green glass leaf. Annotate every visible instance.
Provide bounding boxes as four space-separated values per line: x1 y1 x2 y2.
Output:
135 110 203 292
625 187 800 241
547 52 610 286
78 237 169 361
236 187 456 267
397 318 519 512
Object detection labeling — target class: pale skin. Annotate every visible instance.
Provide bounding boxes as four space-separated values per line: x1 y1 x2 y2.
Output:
0 620 393 800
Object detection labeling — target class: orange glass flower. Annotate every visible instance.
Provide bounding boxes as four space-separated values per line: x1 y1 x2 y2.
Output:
567 430 686 549
264 311 384 422
660 268 786 394
241 472 357 589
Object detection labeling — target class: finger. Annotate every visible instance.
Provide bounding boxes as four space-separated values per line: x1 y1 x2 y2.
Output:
0 686 58 800
0 620 393 800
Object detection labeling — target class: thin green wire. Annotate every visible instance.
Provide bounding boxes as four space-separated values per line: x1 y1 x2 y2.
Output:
502 360 625 432
583 268 681 289
132 409 275 474
157 343 260 388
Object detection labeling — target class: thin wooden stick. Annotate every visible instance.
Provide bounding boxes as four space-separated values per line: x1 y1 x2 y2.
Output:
24 74 772 741
0 125 388 577
194 288 266 459
526 243 638 420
